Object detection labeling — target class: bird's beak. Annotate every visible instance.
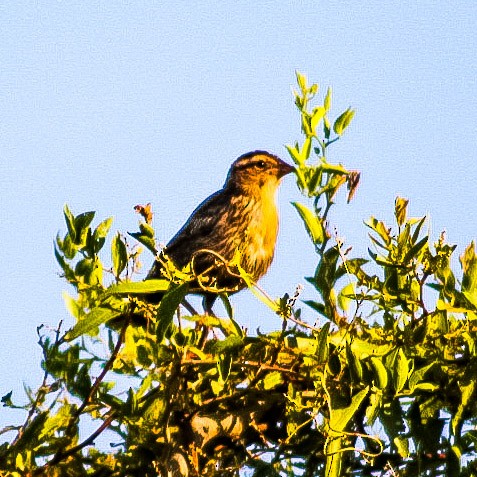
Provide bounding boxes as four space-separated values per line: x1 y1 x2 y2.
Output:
277 159 296 178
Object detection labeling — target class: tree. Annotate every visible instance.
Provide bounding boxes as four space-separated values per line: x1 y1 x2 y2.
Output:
2 73 477 477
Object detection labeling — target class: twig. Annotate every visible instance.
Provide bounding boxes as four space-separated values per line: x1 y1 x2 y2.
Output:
72 317 129 421
34 412 117 475
40 317 129 472
11 322 63 447
286 312 321 331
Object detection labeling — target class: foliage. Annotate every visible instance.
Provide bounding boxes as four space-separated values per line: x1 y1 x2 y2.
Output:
2 73 477 477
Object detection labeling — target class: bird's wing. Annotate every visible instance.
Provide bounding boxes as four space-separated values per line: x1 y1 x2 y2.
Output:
165 188 233 267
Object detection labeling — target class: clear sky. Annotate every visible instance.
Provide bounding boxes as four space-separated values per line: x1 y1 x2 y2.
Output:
1 1 476 433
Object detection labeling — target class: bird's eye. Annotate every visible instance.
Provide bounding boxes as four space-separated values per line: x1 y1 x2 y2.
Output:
256 160 266 169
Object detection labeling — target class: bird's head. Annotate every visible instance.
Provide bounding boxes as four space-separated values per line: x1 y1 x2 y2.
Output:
225 151 295 195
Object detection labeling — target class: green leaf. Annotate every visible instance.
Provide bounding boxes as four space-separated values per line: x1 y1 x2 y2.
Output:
365 217 391 245
63 204 76 242
393 348 409 393
315 321 331 364
124 387 138 416
307 166 323 194
461 242 477 305
1 391 14 408
304 300 327 317
62 292 83 320
302 137 312 161
112 232 128 277
106 279 170 296
139 222 155 238
291 201 325 244
74 211 95 245
413 382 439 392
394 436 410 458
94 217 113 239
320 163 349 175
66 307 122 341
370 357 388 390
311 106 326 133
211 335 243 354
296 71 308 93
128 231 158 255
324 116 331 140
366 391 382 426
211 379 224 396
452 380 476 437
324 87 332 111
394 197 409 227
286 143 303 165
338 282 356 312
54 245 76 281
408 362 436 393
333 108 355 135
403 236 428 263
314 246 341 294
346 342 363 382
411 215 427 244
75 257 93 277
217 352 233 383
93 217 113 252
330 387 369 433
156 283 188 343
262 371 284 390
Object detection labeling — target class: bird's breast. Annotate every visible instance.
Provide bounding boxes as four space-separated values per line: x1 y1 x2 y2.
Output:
242 188 279 280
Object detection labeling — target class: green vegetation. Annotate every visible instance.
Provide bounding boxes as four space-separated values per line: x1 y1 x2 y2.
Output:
2 73 477 476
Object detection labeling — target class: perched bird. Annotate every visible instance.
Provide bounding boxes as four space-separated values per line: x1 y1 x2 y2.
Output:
147 151 294 310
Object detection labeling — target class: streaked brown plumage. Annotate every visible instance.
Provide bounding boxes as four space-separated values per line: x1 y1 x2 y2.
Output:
147 151 294 308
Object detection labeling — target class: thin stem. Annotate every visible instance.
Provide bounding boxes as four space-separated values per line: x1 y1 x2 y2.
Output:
11 322 63 447
34 412 117 475
43 317 129 471
72 317 129 421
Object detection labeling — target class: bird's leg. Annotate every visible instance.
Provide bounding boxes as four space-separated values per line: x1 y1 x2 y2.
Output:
196 294 216 349
203 294 217 317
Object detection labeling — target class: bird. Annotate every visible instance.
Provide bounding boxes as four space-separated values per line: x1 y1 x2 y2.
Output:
147 150 295 311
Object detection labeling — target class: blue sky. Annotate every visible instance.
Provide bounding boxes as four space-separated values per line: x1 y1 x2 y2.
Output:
1 1 476 432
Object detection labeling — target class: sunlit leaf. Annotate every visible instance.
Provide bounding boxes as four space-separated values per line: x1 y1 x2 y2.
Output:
106 279 170 296
74 211 95 245
262 371 284 390
296 71 308 93
394 436 410 458
324 86 332 111
66 307 122 341
63 204 76 242
156 283 188 343
311 106 325 133
139 222 155 238
217 352 232 383
330 387 369 432
338 282 356 312
333 108 355 135
112 233 128 277
393 348 409 393
370 357 388 390
128 231 158 255
291 201 325 244
346 342 363 382
315 322 331 365
395 197 409 227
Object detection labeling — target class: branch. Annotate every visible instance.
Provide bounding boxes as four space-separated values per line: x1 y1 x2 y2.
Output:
37 317 129 472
